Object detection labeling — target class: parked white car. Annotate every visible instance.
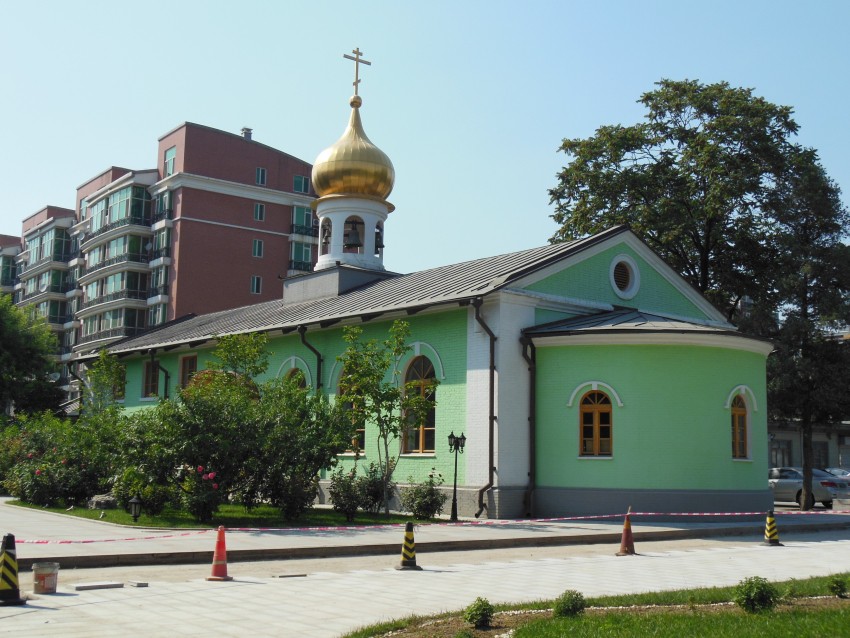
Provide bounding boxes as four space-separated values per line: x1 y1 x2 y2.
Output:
768 467 850 509
825 467 850 478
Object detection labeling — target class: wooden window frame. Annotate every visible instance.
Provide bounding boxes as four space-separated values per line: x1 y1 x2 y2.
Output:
579 391 612 457
179 355 198 389
403 356 436 454
143 360 159 398
731 395 748 459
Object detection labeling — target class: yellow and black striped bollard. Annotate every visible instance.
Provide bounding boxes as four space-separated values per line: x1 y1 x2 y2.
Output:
0 534 26 606
763 510 783 546
396 522 423 570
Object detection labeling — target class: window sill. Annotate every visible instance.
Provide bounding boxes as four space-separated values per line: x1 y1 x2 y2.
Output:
336 452 365 458
577 455 613 460
139 397 159 402
732 458 753 462
400 453 436 458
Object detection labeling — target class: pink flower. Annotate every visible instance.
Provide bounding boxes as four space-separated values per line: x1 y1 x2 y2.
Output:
61 459 67 464
208 472 216 480
27 453 33 459
212 484 218 490
202 474 209 480
197 465 204 473
35 469 41 476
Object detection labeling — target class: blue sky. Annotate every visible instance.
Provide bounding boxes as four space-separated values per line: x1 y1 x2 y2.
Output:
2 0 848 274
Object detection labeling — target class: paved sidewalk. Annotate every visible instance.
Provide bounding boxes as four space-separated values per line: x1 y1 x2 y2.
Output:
3 498 850 637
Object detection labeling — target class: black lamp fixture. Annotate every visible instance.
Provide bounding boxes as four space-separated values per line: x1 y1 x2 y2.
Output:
128 493 142 523
448 431 466 522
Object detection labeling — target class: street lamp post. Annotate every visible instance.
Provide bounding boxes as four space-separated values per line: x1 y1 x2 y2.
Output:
448 431 466 522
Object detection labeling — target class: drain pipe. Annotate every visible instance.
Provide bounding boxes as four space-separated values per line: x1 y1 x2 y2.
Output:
150 350 170 399
520 336 536 517
297 325 323 390
472 297 497 518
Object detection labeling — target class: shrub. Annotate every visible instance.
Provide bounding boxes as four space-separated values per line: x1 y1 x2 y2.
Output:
828 574 848 598
113 467 174 516
359 462 388 515
180 464 223 523
733 576 779 613
329 468 361 522
401 469 448 520
552 589 586 617
463 597 494 628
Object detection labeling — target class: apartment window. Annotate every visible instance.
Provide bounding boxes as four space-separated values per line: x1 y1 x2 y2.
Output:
580 391 612 456
294 175 310 193
250 275 262 294
403 356 437 453
252 239 264 258
256 167 267 186
254 203 265 221
731 395 747 459
164 146 176 177
143 360 159 397
180 355 198 389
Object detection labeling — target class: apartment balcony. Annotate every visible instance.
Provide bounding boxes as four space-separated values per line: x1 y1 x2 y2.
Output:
288 259 313 273
80 216 153 250
147 284 169 305
148 246 172 268
290 223 319 238
19 255 72 277
76 325 146 346
19 284 68 303
78 253 150 283
81 288 149 311
152 209 173 231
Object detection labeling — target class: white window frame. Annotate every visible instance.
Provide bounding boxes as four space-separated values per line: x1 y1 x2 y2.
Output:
256 167 267 186
252 239 264 258
254 203 265 221
250 275 262 294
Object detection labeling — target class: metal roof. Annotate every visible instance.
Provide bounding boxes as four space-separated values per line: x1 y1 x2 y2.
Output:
104 227 630 356
523 309 745 338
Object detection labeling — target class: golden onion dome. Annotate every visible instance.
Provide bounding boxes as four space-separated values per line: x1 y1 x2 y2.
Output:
311 95 395 201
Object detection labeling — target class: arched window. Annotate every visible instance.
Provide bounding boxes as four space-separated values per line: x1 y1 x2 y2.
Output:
338 369 365 453
403 356 436 453
731 395 747 459
285 367 307 389
580 391 612 456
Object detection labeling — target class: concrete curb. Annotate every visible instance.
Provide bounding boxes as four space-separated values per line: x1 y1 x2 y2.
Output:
17 519 850 570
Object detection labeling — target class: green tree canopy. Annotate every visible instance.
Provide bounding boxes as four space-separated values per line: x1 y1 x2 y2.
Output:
0 295 62 415
549 79 798 320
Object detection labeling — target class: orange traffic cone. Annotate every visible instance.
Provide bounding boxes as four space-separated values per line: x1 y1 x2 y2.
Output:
207 526 233 581
1 534 26 606
616 507 636 556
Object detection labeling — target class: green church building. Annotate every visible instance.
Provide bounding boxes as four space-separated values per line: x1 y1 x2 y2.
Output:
95 70 773 519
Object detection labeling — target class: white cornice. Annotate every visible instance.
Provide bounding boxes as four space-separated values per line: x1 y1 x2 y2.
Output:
528 331 774 356
502 287 614 314
151 173 315 207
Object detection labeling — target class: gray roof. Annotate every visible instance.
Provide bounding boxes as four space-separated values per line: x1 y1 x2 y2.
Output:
523 309 745 338
105 227 630 356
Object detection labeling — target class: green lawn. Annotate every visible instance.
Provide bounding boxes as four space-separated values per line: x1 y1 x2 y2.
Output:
8 500 417 528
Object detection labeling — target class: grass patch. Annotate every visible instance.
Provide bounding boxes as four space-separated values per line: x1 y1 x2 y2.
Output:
341 575 850 638
7 500 419 529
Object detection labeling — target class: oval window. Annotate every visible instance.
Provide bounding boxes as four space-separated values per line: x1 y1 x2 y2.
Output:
609 254 640 299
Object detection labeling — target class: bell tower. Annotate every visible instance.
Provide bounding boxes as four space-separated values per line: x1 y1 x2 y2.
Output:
311 48 395 272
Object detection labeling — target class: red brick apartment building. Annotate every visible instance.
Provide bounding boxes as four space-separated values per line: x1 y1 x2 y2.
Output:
9 123 317 400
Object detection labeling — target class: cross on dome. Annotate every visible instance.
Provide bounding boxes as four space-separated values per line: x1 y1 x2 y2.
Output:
343 47 371 96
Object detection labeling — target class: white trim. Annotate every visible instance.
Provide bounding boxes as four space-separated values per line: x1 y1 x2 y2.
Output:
609 253 640 300
502 288 614 314
514 231 729 325
177 216 292 238
725 384 759 412
531 332 774 356
407 341 446 380
151 172 315 207
276 355 313 387
567 381 624 407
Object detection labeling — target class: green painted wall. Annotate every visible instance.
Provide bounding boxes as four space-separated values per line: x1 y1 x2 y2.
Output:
117 308 469 486
525 244 711 320
535 308 576 325
534 343 768 492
